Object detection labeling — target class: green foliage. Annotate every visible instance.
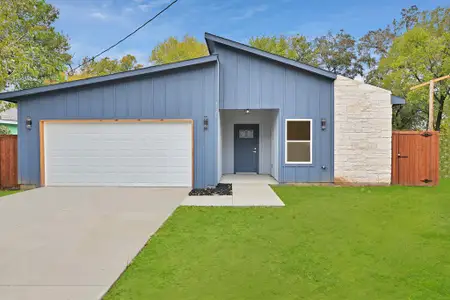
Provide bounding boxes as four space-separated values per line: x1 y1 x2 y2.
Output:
378 20 450 130
249 35 317 65
150 35 208 65
249 30 361 78
441 123 450 178
360 6 450 131
357 6 420 82
0 125 11 135
249 6 447 131
0 0 71 91
314 30 362 78
0 101 16 114
249 35 298 59
67 55 143 81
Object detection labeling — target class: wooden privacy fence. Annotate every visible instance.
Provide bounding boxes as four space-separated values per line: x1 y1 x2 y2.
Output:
0 135 18 189
392 131 439 186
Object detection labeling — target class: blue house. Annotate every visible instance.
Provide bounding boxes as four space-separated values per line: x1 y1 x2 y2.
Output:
0 33 399 188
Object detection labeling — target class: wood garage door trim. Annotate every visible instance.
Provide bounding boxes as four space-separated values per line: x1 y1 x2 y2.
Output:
39 119 194 187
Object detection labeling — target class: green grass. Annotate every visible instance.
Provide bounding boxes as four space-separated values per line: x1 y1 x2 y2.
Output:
0 190 20 197
104 181 450 300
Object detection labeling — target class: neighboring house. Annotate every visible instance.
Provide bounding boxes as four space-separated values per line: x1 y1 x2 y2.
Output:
0 33 404 188
0 108 18 135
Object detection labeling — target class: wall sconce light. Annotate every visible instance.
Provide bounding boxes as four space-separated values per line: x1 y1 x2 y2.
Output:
203 116 209 130
26 116 32 130
245 109 250 114
321 118 326 131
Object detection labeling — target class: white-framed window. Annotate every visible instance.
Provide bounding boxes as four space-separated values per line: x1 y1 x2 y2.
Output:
285 119 312 164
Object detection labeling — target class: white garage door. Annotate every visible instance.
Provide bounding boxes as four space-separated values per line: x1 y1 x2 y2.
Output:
42 121 193 187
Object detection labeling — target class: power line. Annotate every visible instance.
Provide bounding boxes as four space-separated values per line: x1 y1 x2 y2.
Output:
70 0 179 73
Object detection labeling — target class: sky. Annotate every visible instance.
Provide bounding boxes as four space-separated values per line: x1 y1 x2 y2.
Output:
47 0 448 67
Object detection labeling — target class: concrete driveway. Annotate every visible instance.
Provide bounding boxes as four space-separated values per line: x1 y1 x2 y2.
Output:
0 187 188 300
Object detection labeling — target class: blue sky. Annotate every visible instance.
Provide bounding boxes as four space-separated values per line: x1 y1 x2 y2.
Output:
47 0 448 66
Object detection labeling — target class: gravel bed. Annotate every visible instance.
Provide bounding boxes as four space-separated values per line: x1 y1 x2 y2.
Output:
188 183 232 196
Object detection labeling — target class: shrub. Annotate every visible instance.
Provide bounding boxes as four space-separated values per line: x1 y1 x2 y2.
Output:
0 125 10 135
440 124 450 178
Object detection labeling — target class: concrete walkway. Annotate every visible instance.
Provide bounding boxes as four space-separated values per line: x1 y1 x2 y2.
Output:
181 184 284 207
181 175 284 207
0 187 187 300
220 174 278 185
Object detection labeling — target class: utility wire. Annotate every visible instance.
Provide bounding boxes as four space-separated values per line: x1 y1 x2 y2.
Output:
70 0 179 73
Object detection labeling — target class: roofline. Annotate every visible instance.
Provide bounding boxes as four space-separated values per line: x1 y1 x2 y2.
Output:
204 32 337 80
391 95 406 105
0 55 218 102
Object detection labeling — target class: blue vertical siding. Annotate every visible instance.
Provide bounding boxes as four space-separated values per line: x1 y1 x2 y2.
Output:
17 63 218 188
215 44 334 182
16 42 334 186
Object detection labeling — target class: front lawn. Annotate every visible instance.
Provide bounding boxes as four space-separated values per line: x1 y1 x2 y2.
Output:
105 181 450 300
0 190 20 197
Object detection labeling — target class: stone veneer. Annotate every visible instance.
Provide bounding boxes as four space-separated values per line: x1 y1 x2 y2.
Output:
334 75 392 184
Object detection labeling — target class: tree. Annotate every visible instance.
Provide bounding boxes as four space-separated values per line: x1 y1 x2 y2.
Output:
0 101 15 114
67 55 143 81
368 7 450 130
250 30 362 78
249 35 317 65
150 35 208 65
0 125 10 135
119 55 143 72
314 30 362 78
0 0 71 91
291 35 318 66
249 35 299 60
358 5 421 84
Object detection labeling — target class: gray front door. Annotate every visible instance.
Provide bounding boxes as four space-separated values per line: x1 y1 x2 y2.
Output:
234 124 259 173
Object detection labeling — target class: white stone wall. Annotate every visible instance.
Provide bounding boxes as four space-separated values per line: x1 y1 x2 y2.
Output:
334 75 392 184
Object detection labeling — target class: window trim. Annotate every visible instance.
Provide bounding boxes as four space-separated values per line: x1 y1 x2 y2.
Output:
285 118 313 164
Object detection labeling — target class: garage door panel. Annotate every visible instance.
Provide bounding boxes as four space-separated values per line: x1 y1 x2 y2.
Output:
43 121 193 187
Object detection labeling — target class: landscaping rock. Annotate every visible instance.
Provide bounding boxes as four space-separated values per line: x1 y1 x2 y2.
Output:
189 183 232 196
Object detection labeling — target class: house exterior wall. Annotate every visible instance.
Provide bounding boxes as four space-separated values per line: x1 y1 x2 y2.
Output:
17 63 218 188
217 110 222 183
215 44 334 182
220 109 276 175
334 75 392 184
271 111 280 181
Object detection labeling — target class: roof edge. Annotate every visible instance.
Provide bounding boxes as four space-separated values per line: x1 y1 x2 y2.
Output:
204 32 336 80
0 120 17 125
0 55 218 102
391 95 406 105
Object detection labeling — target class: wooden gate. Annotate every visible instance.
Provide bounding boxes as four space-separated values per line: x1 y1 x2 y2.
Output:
392 131 439 186
0 135 18 189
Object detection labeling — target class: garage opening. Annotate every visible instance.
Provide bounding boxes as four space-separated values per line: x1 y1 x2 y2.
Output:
40 120 193 187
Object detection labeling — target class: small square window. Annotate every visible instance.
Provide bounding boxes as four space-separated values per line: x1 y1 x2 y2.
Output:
285 119 312 164
287 142 311 162
287 121 310 140
239 129 254 139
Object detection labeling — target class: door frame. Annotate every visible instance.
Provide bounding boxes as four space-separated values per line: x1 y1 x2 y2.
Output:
39 119 194 187
233 123 260 174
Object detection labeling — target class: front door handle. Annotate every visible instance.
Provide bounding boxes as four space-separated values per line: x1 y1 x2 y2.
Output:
252 150 257 153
